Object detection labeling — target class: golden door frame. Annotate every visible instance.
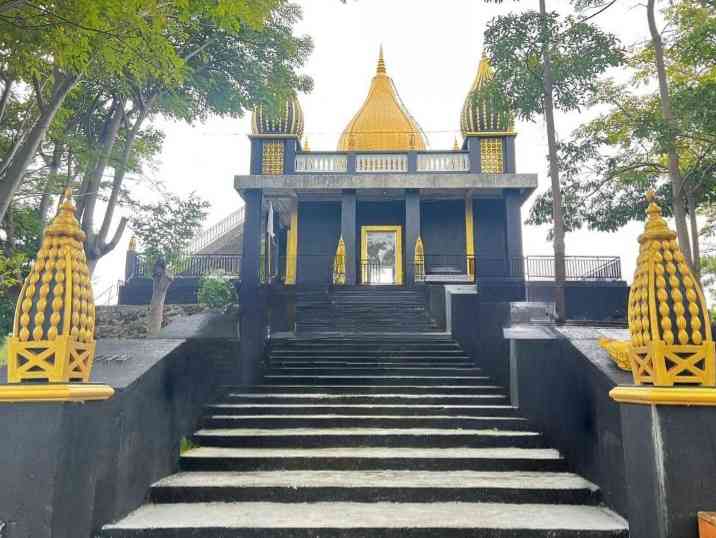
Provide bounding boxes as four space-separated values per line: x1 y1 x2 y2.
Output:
360 225 403 285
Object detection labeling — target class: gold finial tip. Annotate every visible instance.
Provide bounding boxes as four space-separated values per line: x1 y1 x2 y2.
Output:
646 190 656 203
377 44 386 74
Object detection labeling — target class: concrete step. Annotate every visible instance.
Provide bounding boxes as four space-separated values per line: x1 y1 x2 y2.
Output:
192 427 543 448
220 392 509 404
149 470 601 505
201 414 532 431
206 403 519 417
262 375 491 386
221 386 508 396
269 361 476 368
264 367 481 376
179 447 568 472
102 502 628 537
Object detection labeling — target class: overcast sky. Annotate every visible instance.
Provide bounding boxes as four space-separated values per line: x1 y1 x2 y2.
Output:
94 0 658 302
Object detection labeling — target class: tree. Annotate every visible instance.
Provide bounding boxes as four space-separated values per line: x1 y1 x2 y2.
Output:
129 193 209 336
482 2 622 320
0 0 185 222
528 0 715 277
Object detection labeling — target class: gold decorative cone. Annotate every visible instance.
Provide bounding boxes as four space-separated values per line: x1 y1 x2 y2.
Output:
7 187 98 384
333 237 346 285
460 55 515 136
415 237 425 282
603 192 715 388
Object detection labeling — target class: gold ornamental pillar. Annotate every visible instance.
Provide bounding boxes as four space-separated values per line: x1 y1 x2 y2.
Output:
0 188 114 403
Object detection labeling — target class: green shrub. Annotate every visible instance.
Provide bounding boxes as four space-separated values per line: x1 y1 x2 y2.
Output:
197 274 236 309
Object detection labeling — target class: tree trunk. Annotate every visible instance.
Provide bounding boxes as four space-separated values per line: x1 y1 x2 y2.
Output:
647 0 693 266
38 141 63 223
81 97 125 270
0 71 77 223
687 189 701 279
540 0 567 322
0 78 12 125
148 257 173 337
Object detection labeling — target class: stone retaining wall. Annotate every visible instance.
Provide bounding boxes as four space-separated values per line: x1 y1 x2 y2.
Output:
96 304 208 339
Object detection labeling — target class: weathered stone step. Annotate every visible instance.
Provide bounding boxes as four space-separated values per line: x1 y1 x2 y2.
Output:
222 385 508 396
192 427 543 448
270 361 475 368
265 367 481 376
201 414 532 431
102 501 628 537
262 375 491 386
270 350 469 357
149 470 601 505
220 392 509 404
179 447 568 472
206 403 518 417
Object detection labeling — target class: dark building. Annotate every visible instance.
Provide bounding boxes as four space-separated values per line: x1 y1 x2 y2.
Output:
237 50 534 292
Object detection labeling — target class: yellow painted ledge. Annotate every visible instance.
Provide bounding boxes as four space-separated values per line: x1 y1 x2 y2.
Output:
610 386 716 406
0 383 115 403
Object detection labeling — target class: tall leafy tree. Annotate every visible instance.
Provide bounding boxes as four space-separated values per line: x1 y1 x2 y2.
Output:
529 0 715 277
483 0 622 320
0 0 184 221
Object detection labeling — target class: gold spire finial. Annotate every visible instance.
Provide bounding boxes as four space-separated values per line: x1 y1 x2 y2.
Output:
303 136 310 152
128 236 137 251
453 137 460 151
377 44 386 74
639 191 676 243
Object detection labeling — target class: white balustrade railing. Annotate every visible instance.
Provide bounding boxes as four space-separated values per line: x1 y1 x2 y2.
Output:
356 154 408 173
417 152 470 172
295 153 348 173
188 206 244 254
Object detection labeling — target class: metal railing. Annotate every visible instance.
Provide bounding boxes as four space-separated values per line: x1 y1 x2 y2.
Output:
356 153 408 173
521 256 621 281
187 207 245 254
417 152 470 172
295 153 348 173
132 254 242 278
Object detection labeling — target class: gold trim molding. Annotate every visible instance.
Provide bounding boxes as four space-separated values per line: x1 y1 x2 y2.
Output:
0 383 115 403
610 386 716 406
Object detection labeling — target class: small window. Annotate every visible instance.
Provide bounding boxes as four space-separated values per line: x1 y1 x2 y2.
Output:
262 142 284 175
480 138 504 173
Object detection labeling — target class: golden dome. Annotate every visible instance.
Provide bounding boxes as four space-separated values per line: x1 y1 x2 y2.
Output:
461 55 514 136
251 94 304 137
338 47 427 151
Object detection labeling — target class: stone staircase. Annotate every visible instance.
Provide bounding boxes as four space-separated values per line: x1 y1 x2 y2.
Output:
102 335 628 537
296 286 440 333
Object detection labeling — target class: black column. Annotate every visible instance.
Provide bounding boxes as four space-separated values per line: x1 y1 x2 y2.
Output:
504 190 524 278
405 189 421 286
341 189 357 285
239 189 266 386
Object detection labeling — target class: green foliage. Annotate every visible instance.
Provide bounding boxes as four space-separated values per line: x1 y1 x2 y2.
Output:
483 10 623 119
129 193 209 271
0 336 7 366
0 251 26 337
527 0 716 233
197 275 237 309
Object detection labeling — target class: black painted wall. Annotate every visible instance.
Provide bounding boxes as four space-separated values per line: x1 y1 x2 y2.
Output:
297 201 341 285
512 337 630 517
475 198 508 277
119 277 241 305
420 199 466 272
0 337 232 538
527 281 629 321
